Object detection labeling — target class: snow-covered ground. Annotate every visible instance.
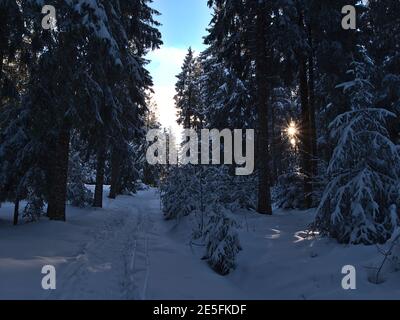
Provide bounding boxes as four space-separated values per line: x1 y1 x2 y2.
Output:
0 187 399 300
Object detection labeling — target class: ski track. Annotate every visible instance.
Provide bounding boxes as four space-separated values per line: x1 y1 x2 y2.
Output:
51 191 156 300
2 188 397 300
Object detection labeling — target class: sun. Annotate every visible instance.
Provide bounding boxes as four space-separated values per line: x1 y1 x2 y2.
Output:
286 121 298 147
287 121 298 137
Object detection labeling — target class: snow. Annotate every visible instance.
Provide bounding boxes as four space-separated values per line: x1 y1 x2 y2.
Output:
69 0 122 66
0 187 399 300
231 209 400 300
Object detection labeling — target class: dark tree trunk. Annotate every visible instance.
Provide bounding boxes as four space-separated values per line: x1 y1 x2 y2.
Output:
270 99 277 185
47 124 71 221
0 51 3 79
0 50 3 102
93 143 106 208
0 48 3 76
13 198 19 226
308 26 318 179
255 4 273 215
299 59 313 209
109 148 122 199
46 139 57 217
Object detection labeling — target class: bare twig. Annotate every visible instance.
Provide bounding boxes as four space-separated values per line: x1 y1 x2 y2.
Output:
374 233 400 284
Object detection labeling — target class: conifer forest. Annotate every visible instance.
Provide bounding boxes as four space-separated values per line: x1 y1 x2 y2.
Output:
0 0 400 301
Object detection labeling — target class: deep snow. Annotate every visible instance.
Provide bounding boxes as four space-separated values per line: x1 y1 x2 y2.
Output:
0 187 399 300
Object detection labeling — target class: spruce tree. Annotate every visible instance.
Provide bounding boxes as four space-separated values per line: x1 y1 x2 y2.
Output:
206 0 275 214
0 0 23 103
314 49 400 244
366 0 400 141
174 48 203 130
1 0 161 220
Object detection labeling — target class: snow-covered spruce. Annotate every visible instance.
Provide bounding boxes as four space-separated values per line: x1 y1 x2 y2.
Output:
67 152 93 208
23 191 44 222
222 176 257 211
314 52 400 244
203 211 242 276
161 165 256 221
160 165 200 220
175 48 204 129
161 165 245 275
273 172 305 210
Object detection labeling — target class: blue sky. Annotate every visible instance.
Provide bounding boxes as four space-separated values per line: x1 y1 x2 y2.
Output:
146 0 212 133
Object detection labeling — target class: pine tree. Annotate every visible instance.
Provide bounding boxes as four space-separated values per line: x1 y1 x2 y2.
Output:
198 47 255 131
366 0 400 142
161 165 200 220
307 0 359 165
0 1 25 221
84 0 162 207
67 150 93 208
203 210 242 276
314 49 400 244
142 97 162 187
0 0 162 220
206 0 275 215
175 48 203 130
0 0 23 103
21 0 117 220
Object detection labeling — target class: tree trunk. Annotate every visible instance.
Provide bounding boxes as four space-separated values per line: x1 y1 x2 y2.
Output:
308 25 318 179
46 139 57 217
270 98 277 185
13 198 19 226
255 4 273 215
109 148 122 199
0 50 3 80
0 50 3 102
47 124 71 221
93 143 106 208
299 59 313 209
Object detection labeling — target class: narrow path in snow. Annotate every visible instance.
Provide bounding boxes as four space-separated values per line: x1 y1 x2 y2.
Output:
0 187 237 300
51 190 159 300
50 188 245 300
1 188 397 300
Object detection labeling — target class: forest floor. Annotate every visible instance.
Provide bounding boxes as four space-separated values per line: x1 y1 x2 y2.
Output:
0 187 399 300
